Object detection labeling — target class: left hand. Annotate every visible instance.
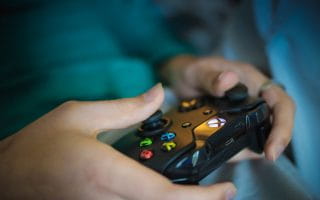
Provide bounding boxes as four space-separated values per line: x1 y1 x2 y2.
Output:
163 56 295 161
0 84 237 200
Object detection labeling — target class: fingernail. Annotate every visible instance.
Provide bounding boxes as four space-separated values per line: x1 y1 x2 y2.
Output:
273 145 285 161
143 83 162 102
226 189 236 200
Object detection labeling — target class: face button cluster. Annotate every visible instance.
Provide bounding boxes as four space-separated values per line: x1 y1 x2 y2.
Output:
139 131 177 160
137 111 179 160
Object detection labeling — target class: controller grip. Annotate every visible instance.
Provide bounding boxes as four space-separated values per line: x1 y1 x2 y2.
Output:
249 103 271 153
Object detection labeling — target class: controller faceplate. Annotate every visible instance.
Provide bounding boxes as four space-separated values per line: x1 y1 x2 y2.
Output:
113 95 271 183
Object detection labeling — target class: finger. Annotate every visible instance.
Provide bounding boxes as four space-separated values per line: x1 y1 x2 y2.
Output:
213 71 240 96
167 182 237 200
228 148 263 163
261 87 295 161
89 142 236 200
59 83 164 135
90 143 175 200
200 70 239 97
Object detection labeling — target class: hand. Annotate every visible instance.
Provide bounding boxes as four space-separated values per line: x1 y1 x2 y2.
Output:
163 56 295 161
0 84 236 200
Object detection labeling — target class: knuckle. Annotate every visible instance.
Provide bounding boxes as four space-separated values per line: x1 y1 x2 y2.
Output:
44 100 83 126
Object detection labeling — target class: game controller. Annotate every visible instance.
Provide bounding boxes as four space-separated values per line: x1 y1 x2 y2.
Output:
113 84 271 184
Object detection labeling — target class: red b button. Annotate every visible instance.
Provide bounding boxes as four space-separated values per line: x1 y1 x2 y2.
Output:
139 150 154 160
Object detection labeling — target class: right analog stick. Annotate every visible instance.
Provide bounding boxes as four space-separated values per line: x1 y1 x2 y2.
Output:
225 84 248 102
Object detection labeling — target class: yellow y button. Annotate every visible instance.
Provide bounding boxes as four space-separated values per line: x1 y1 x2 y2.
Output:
162 141 177 152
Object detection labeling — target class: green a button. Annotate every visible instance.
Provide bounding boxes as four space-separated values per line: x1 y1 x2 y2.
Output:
139 138 153 147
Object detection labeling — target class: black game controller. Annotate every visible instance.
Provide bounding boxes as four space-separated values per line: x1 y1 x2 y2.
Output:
113 84 271 184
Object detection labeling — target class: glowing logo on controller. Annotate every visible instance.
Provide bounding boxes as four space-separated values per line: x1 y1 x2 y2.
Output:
207 117 226 128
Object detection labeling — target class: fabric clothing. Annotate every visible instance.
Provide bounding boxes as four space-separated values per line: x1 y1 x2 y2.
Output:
201 156 312 200
253 0 320 197
0 0 191 139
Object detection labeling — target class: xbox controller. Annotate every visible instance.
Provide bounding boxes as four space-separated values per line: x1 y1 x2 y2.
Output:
113 84 271 184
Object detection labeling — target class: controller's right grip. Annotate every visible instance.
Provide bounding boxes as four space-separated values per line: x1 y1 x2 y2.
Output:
248 103 271 153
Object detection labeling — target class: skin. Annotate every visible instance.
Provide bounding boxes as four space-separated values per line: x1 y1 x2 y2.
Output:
0 56 295 199
0 84 236 200
163 56 295 161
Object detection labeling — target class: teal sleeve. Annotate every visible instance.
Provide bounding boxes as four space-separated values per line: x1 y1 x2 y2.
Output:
97 0 194 64
0 1 157 139
0 0 193 139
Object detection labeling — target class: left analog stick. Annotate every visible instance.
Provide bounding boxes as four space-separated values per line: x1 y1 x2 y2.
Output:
137 110 171 137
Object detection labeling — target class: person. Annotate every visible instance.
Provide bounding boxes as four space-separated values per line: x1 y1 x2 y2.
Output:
0 0 295 199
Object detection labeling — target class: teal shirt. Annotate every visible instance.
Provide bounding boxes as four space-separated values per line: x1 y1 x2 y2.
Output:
0 0 192 139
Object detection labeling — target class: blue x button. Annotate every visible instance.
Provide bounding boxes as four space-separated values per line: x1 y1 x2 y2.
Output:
160 132 176 141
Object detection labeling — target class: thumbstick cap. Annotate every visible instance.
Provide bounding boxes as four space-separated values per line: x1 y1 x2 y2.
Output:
137 110 171 137
225 84 248 102
143 110 163 125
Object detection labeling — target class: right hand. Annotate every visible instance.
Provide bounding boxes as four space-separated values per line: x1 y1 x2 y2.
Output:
163 56 295 161
0 84 236 200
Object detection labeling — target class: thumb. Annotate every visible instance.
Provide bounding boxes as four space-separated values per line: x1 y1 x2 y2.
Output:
204 71 239 97
167 182 237 200
61 83 164 135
